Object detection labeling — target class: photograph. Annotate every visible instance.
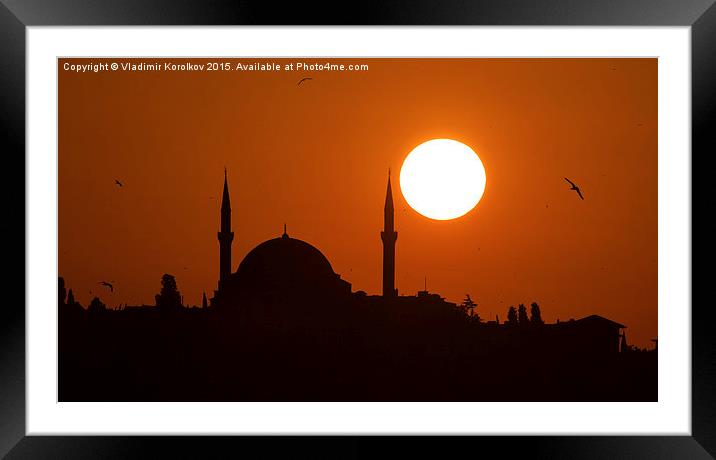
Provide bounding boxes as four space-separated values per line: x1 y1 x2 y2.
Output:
57 57 658 402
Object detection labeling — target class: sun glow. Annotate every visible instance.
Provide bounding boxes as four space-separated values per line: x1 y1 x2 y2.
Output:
399 139 486 220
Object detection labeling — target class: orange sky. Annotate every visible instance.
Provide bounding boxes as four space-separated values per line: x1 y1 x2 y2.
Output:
58 58 657 347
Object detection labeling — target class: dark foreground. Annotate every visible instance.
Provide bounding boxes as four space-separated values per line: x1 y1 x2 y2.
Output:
59 297 657 402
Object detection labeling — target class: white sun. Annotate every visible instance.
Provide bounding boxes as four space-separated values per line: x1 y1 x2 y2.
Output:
399 139 486 220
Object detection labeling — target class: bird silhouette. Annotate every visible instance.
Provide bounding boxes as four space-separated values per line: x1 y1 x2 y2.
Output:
114 179 123 187
99 281 114 292
564 178 584 200
297 77 313 86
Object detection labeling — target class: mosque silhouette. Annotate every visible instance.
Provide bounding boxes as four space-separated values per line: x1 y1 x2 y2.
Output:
58 170 657 402
211 169 407 312
212 171 353 310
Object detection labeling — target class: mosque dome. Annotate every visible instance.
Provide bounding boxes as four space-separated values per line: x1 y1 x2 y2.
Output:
235 232 336 285
220 229 351 303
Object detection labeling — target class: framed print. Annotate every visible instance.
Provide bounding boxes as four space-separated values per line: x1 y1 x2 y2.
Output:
2 0 714 458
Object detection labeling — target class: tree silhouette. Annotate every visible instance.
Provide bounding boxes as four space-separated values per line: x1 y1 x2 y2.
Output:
67 289 75 306
155 274 182 311
87 296 106 314
461 294 480 321
506 306 518 325
202 292 208 309
530 302 544 325
517 304 529 324
58 277 66 307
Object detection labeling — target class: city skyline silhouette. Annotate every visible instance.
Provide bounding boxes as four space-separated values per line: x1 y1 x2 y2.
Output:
59 170 656 401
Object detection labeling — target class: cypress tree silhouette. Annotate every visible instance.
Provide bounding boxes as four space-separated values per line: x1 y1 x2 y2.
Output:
155 274 182 311
518 304 529 324
202 292 208 309
530 302 544 324
620 331 629 353
67 289 75 306
506 306 518 325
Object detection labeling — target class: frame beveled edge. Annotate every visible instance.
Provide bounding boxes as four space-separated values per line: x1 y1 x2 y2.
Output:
691 0 716 457
0 1 26 459
2 0 714 458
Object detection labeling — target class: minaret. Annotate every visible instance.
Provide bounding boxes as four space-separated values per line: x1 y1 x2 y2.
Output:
381 170 398 297
218 168 234 286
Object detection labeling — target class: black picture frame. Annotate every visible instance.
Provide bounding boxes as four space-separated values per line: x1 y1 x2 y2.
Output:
1 1 712 458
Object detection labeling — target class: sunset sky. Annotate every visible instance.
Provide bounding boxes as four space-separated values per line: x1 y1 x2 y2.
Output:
58 58 657 347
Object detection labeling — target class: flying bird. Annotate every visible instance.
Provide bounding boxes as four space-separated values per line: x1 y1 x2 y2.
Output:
297 77 313 86
114 179 123 187
98 281 114 292
564 178 584 200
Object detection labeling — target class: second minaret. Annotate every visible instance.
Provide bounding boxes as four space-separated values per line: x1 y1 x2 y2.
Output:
381 170 398 298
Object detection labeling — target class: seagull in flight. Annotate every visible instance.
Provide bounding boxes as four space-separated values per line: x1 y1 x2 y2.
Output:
114 179 123 187
297 77 313 86
564 178 584 200
98 281 114 292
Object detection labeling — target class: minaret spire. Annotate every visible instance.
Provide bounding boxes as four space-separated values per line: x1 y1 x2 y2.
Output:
218 169 234 285
221 167 231 212
381 170 398 298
